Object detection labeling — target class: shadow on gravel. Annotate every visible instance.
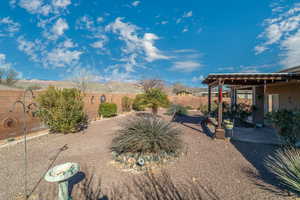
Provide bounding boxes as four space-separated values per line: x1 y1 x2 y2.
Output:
38 168 221 200
69 171 86 195
172 114 215 138
231 140 291 197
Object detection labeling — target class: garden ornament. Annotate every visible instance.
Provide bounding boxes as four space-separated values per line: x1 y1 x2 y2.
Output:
137 157 145 166
100 94 106 103
45 162 80 200
9 88 35 200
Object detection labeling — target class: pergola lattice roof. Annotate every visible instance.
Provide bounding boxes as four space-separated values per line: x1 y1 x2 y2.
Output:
202 72 300 86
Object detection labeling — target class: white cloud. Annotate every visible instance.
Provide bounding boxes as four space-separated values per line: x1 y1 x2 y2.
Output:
106 17 169 63
131 1 140 7
16 0 71 16
160 21 168 25
142 33 169 61
182 28 188 33
254 45 268 54
51 18 68 39
192 75 204 83
45 48 82 67
255 2 300 68
9 0 17 7
17 36 40 62
63 38 75 48
52 0 71 8
0 17 20 37
280 30 300 68
76 15 94 30
75 16 108 52
90 41 105 49
19 0 51 15
183 11 193 18
0 53 12 70
17 36 82 68
97 17 104 23
176 11 193 25
170 61 202 72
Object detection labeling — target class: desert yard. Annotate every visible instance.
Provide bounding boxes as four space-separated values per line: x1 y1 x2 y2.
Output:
0 110 292 200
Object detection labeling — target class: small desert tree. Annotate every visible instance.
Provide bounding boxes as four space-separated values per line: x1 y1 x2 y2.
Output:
135 88 170 115
0 68 19 86
71 68 100 93
139 79 165 92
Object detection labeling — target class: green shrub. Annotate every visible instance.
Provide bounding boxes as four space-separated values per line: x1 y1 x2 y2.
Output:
36 86 87 133
111 115 182 155
132 94 147 111
185 105 193 110
121 96 132 112
132 89 170 115
98 103 117 118
197 102 218 116
266 110 300 145
166 104 188 116
265 147 300 194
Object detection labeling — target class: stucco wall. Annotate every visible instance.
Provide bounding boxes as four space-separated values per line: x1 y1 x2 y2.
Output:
0 90 226 140
266 81 300 110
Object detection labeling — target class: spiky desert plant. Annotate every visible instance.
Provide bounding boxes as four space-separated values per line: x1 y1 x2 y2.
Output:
111 115 182 155
265 147 300 194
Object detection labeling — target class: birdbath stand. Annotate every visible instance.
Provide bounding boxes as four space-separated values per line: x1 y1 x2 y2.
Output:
45 162 80 200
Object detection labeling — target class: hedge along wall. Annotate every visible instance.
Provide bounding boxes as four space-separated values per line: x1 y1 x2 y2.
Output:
0 90 231 140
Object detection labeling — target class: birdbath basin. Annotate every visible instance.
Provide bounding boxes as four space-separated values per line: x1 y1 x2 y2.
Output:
45 162 80 200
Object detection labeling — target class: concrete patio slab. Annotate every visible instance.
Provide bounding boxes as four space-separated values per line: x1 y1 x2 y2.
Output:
230 127 284 145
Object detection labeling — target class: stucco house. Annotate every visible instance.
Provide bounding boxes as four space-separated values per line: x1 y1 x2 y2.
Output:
202 65 300 139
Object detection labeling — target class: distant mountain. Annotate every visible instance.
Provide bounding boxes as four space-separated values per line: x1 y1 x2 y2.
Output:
0 80 207 95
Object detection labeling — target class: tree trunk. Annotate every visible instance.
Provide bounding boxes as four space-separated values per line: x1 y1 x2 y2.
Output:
152 105 158 116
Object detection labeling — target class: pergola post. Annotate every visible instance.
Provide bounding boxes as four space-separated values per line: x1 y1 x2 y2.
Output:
230 87 237 112
218 82 223 129
215 80 225 139
208 85 211 115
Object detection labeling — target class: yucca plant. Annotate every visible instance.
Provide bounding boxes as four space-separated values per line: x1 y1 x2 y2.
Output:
111 115 182 155
265 147 300 194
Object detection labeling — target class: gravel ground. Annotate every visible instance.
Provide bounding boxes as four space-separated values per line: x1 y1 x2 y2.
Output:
0 111 292 200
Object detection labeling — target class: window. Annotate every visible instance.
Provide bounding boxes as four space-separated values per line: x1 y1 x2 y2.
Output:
268 94 279 112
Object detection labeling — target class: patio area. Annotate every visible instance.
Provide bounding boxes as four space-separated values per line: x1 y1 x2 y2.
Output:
231 127 284 145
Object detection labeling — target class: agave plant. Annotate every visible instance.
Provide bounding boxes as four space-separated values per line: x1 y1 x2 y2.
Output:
111 115 182 155
265 147 300 194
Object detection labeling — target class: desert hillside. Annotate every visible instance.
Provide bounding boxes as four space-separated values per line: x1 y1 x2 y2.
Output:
2 80 143 94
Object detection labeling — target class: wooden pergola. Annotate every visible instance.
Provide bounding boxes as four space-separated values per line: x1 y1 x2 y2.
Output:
202 72 300 139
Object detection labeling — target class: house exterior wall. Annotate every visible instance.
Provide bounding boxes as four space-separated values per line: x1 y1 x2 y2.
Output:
266 81 300 110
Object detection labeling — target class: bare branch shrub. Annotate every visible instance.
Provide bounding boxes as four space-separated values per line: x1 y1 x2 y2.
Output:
139 79 165 92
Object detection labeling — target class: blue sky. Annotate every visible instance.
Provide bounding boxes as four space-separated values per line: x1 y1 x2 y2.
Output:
0 0 300 86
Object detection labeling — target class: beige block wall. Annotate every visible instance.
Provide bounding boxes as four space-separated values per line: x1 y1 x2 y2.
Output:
1 90 229 140
266 81 300 110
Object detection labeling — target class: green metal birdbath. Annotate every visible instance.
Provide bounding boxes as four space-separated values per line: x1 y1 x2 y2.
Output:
45 162 80 200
